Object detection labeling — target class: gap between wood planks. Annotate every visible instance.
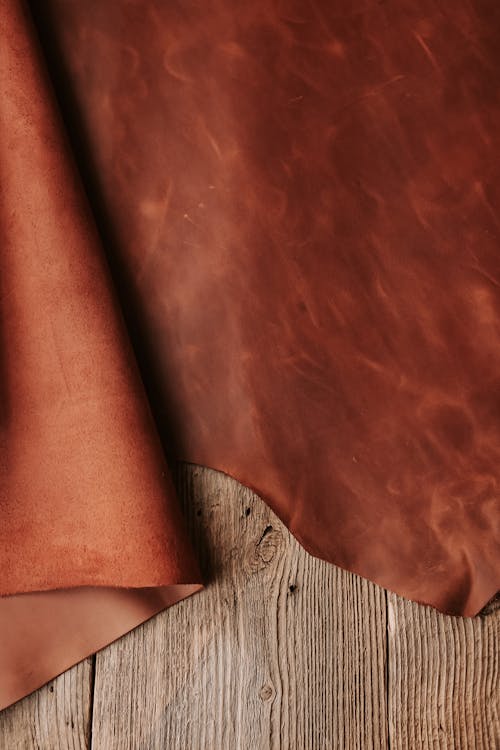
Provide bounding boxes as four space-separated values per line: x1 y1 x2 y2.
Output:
0 464 498 749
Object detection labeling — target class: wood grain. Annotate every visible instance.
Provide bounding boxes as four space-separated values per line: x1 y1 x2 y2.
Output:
387 593 499 750
90 464 388 750
0 658 93 750
0 464 498 749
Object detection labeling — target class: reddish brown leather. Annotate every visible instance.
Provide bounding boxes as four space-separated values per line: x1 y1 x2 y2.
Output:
1 0 500 711
0 585 200 710
33 0 500 615
0 0 201 710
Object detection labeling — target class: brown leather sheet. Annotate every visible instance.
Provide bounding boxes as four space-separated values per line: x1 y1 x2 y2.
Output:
1 0 499 709
1 0 201 710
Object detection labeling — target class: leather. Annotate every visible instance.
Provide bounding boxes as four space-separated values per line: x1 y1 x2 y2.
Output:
0 585 199 710
1 0 499 710
0 0 201 710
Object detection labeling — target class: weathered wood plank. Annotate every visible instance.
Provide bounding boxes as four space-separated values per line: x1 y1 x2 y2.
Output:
90 464 388 749
3 463 498 748
0 658 93 750
387 593 500 749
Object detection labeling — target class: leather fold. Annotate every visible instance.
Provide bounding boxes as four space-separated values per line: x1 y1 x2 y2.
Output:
0 0 201 710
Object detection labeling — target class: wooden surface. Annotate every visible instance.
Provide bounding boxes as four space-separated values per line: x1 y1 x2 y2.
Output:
0 464 498 749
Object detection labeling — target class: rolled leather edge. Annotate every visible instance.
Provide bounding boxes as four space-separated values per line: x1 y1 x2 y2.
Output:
0 584 202 712
0 0 202 709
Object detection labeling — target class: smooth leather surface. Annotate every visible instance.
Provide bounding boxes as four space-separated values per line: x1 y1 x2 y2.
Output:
0 584 201 710
33 0 500 615
1 0 500 711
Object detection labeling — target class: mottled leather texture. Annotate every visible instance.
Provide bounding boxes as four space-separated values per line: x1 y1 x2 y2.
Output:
1 0 499 711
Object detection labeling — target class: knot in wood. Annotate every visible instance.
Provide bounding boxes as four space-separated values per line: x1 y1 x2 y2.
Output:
259 683 275 702
244 524 283 573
